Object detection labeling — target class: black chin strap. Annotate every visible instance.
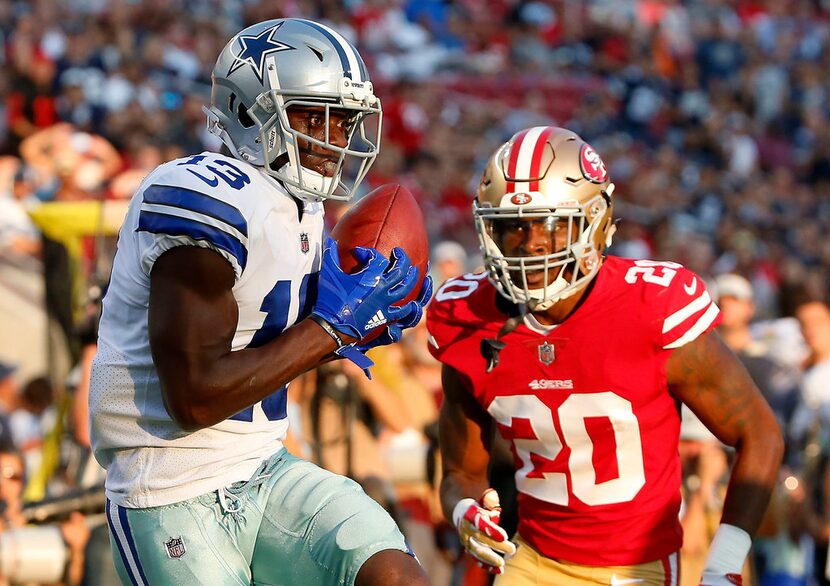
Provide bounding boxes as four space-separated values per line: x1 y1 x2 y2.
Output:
480 299 533 373
267 153 304 221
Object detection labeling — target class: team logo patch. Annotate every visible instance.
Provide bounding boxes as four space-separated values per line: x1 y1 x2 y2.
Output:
510 192 532 205
300 232 310 254
579 143 608 184
529 378 573 390
227 22 295 84
538 342 555 365
165 536 186 559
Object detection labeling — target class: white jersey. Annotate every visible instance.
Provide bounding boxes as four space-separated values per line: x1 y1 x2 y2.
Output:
90 152 324 508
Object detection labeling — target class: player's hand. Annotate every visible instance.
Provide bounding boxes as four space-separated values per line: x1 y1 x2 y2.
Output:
356 270 433 352
453 489 516 575
700 573 743 586
312 238 419 341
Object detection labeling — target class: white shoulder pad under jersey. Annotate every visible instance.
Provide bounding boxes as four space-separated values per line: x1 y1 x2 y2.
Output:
90 152 325 508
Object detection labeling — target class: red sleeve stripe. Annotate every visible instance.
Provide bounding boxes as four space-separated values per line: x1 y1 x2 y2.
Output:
663 302 720 350
662 290 711 334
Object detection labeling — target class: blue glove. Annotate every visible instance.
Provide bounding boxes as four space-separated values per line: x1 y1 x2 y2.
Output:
356 270 433 352
312 237 419 341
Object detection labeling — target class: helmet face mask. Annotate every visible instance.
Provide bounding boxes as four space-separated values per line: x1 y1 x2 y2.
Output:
205 19 382 202
474 127 616 309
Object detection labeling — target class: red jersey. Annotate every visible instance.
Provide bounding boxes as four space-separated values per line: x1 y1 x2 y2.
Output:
426 256 721 566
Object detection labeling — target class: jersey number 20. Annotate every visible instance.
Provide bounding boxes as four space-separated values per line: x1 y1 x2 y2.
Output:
488 393 646 506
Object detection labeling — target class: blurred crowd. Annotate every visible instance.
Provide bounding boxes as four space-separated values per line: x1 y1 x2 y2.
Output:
0 0 830 585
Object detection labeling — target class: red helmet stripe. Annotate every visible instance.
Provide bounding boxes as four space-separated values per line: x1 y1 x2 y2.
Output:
506 128 530 191
529 126 556 191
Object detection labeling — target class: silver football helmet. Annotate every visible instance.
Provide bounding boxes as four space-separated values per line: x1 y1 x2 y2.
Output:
205 18 382 202
475 126 617 309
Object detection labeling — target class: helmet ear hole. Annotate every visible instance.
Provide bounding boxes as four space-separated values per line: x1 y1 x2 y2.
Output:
237 101 255 129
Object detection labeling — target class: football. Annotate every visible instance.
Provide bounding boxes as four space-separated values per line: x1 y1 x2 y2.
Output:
330 183 429 339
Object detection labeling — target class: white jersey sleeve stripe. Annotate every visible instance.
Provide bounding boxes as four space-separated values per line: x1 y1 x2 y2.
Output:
662 290 712 334
663 302 720 349
142 184 248 236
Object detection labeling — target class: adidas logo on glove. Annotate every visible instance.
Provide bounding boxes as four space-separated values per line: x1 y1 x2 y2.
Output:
365 310 387 330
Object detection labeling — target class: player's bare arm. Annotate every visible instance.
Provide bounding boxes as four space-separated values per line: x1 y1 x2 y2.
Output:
149 245 339 431
666 330 784 535
438 364 493 517
438 363 516 574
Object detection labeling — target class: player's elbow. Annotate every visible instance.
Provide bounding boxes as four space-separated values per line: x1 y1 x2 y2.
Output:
161 386 215 432
741 408 785 469
167 406 207 432
765 419 786 466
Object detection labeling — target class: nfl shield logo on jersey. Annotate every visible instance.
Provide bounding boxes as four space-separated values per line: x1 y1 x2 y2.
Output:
538 342 555 365
165 536 186 559
300 233 309 254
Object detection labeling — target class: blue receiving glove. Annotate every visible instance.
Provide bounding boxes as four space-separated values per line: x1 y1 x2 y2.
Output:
356 269 434 352
311 238 421 377
312 237 420 340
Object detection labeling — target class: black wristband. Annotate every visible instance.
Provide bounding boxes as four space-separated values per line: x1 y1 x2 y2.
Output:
309 314 345 348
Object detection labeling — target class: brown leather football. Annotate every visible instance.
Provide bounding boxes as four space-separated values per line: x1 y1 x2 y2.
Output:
330 183 429 339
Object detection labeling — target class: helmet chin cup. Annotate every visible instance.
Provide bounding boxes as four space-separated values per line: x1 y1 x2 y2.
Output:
276 159 339 203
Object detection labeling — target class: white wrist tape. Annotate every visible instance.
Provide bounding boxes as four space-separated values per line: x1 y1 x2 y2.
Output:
453 498 477 528
703 524 751 575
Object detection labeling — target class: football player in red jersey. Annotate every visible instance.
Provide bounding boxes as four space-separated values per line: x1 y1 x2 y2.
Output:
427 127 783 586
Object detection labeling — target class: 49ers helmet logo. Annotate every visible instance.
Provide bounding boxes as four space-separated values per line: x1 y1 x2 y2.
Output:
510 192 532 205
579 143 608 184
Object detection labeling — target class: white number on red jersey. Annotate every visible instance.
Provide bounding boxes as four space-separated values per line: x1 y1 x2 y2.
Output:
435 272 489 302
488 392 646 506
624 260 681 287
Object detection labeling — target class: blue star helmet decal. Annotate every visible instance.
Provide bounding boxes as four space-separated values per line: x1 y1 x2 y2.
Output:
227 22 295 84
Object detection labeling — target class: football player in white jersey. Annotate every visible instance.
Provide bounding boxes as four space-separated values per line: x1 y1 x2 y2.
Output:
89 18 431 586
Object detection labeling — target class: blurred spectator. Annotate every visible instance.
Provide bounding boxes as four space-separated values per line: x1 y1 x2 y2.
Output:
0 365 17 450
431 239 469 284
20 123 121 202
0 447 91 586
713 273 801 437
304 359 410 482
0 157 41 263
712 273 810 585
0 448 26 532
790 295 830 452
9 375 55 482
789 294 830 586
4 50 59 156
108 140 163 200
0 362 18 417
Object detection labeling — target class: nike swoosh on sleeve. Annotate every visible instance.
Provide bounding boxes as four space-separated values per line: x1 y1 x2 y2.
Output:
683 277 697 295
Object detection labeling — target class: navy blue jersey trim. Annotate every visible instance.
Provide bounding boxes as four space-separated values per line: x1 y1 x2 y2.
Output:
143 184 248 237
